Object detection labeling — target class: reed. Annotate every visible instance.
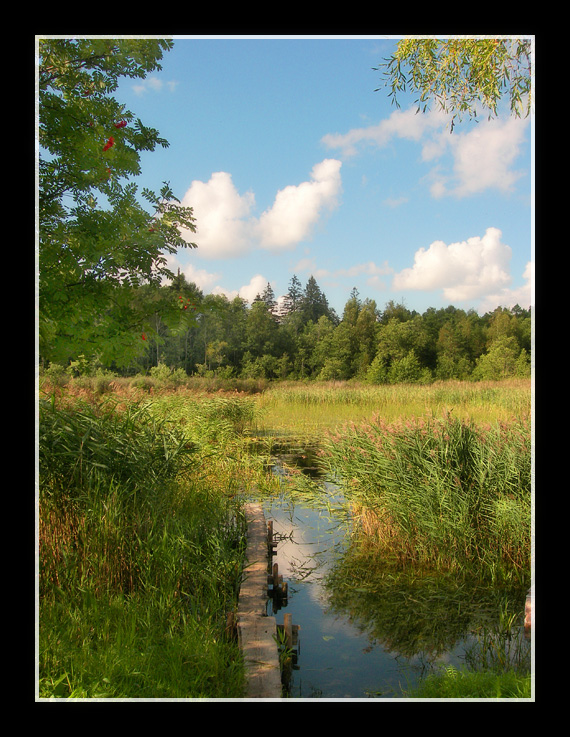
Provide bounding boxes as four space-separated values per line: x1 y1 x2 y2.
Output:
322 412 531 582
38 388 258 698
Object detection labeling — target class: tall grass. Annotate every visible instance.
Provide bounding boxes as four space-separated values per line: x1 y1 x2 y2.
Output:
38 389 260 698
254 379 531 436
322 412 531 583
403 666 532 699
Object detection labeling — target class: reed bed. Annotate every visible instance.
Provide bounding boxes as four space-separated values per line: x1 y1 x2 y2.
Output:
321 412 531 583
37 389 266 699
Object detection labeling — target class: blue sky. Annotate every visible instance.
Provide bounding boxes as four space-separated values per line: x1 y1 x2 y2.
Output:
116 35 533 317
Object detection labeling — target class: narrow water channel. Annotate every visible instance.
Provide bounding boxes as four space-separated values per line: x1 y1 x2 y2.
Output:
259 439 531 700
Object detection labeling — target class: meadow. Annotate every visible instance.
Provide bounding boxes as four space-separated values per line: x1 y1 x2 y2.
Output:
37 375 532 699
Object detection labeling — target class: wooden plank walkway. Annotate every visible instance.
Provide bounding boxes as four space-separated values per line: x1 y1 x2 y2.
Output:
237 502 283 698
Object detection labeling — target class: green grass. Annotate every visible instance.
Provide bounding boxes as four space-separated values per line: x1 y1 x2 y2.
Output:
38 388 265 699
404 666 532 699
253 378 531 437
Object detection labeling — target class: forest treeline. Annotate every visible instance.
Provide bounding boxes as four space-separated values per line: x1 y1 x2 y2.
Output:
45 272 532 384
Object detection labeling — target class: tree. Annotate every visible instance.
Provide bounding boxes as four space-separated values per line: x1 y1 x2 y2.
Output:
353 298 380 376
285 275 303 313
299 276 334 324
435 321 473 380
245 300 280 358
38 38 197 367
260 282 278 315
472 335 521 380
366 316 431 384
376 37 533 131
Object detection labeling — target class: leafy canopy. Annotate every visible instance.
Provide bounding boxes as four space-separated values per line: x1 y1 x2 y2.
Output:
38 38 197 366
376 37 533 131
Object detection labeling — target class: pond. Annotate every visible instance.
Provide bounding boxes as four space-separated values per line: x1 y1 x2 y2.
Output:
259 438 531 700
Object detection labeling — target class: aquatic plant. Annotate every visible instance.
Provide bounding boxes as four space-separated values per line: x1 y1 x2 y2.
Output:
322 412 531 582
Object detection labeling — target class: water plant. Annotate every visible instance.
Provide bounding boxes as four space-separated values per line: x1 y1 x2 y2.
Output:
321 412 531 583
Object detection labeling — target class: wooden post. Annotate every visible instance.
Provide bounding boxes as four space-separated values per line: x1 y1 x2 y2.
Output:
273 563 283 591
283 612 293 649
267 520 277 556
524 586 533 637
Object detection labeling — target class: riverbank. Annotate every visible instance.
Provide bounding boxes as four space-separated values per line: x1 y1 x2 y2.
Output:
37 378 532 699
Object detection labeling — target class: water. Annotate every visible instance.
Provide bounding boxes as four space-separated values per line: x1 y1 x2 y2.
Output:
260 440 531 700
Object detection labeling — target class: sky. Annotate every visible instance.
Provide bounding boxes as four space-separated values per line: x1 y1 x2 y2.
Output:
115 35 534 317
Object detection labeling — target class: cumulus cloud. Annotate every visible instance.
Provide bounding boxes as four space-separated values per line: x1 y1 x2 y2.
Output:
383 196 409 209
478 261 534 313
210 274 271 303
178 160 342 259
429 116 529 198
294 256 393 291
162 254 221 292
256 159 342 250
180 172 256 259
238 274 273 302
392 227 514 302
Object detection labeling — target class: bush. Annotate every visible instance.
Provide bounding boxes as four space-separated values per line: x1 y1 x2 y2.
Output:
149 362 188 386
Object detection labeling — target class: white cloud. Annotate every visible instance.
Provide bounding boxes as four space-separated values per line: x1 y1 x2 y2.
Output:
180 263 221 291
294 256 317 273
180 172 256 259
179 160 342 259
162 254 221 292
322 106 529 199
238 274 272 303
295 257 392 280
392 227 513 302
210 275 272 304
429 116 529 198
132 75 178 95
256 159 342 250
477 261 534 313
321 107 448 158
326 261 393 279
383 196 409 209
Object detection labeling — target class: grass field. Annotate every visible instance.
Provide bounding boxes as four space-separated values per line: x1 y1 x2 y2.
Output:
252 378 531 437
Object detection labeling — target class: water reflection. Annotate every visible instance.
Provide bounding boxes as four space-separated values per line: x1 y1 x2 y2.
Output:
259 438 531 699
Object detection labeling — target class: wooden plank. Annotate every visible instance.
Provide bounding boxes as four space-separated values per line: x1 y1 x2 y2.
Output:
237 503 283 698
